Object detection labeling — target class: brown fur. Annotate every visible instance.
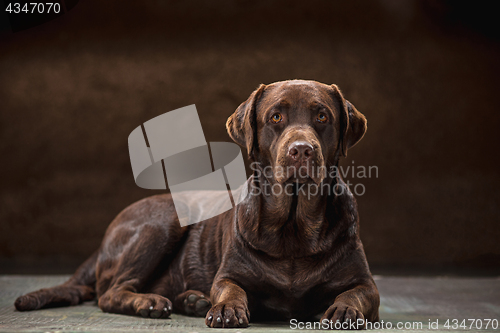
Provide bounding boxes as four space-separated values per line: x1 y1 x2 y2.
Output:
15 80 379 328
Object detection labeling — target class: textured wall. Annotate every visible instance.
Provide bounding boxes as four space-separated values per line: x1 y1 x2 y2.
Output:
0 0 499 273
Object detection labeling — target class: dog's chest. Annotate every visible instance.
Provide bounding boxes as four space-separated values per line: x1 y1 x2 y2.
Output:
259 258 311 290
245 257 327 317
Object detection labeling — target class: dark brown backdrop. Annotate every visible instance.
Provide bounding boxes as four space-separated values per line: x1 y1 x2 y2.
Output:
1 0 499 274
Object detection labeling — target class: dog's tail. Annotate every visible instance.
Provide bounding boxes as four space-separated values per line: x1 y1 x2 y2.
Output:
14 250 98 311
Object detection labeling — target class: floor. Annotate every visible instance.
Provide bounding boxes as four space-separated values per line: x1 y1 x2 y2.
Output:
0 275 499 332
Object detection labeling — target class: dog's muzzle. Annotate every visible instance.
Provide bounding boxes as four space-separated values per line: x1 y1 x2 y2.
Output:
274 128 326 184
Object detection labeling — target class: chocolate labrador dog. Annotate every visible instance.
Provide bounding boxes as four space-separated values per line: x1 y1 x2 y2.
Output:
15 80 379 329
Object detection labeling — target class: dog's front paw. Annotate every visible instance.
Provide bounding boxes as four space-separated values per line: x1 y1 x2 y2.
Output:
320 302 365 330
205 301 249 328
135 294 172 319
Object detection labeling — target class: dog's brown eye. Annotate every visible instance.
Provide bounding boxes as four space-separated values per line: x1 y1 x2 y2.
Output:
317 113 328 123
270 113 283 123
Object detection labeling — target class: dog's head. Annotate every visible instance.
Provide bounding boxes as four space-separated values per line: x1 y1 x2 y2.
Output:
227 80 367 185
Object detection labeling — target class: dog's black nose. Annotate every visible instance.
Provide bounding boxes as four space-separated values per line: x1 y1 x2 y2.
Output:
288 141 314 161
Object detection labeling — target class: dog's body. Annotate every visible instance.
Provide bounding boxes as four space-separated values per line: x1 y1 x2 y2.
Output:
15 80 379 328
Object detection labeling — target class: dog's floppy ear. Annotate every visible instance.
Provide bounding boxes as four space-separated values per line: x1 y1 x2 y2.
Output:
226 84 266 159
330 84 367 157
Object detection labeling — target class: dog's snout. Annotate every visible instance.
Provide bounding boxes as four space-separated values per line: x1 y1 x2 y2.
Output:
288 141 314 161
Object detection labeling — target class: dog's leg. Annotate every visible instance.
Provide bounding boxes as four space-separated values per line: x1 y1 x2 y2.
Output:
15 251 98 311
97 250 175 319
96 217 187 319
320 282 379 330
174 290 211 317
205 278 250 328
